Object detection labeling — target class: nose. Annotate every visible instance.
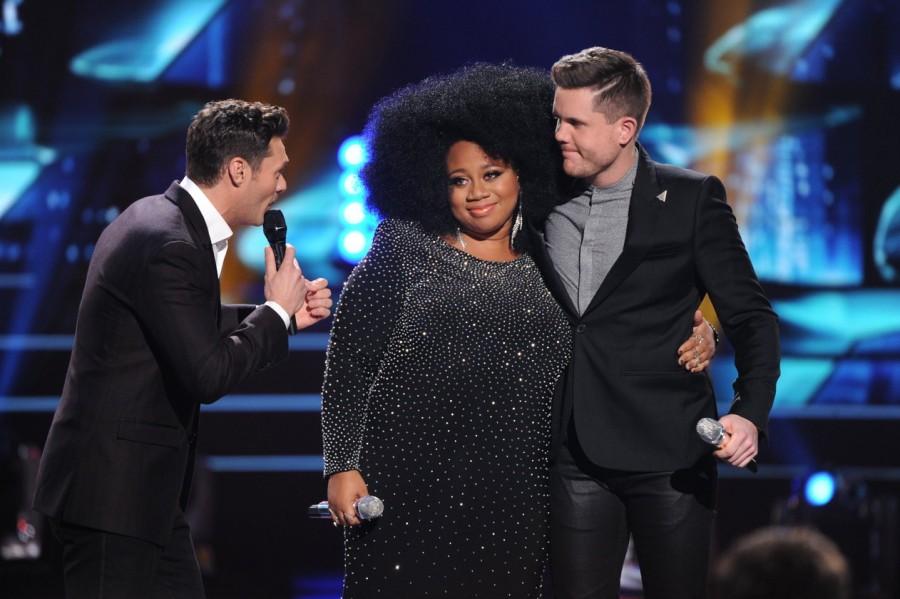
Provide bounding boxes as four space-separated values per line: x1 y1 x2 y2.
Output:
555 123 568 144
276 176 287 194
467 181 490 201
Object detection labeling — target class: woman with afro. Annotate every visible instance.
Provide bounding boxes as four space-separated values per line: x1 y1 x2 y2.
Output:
321 64 567 597
320 64 708 597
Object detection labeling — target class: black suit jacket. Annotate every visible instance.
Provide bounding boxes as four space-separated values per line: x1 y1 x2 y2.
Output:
530 146 780 472
33 181 288 545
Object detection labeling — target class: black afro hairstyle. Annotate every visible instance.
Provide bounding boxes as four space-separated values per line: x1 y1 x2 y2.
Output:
361 63 567 236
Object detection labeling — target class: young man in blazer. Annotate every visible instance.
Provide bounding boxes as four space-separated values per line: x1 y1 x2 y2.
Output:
531 48 781 598
33 100 333 598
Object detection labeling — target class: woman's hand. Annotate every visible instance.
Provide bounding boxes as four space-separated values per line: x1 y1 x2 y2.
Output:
327 469 369 527
677 309 717 373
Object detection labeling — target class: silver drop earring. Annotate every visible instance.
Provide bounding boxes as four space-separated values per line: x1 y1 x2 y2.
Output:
456 227 467 249
510 191 523 248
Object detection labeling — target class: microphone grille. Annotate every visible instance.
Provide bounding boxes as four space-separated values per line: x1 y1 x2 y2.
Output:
696 417 724 446
263 209 287 244
356 495 384 520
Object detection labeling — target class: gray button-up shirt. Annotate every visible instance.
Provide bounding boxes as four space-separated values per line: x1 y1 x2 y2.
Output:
545 156 638 314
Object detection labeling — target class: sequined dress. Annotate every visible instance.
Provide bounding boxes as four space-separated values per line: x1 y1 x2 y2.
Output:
322 219 572 598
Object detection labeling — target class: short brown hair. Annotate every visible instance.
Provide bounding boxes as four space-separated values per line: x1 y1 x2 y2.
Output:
185 99 289 186
551 47 652 130
713 526 851 599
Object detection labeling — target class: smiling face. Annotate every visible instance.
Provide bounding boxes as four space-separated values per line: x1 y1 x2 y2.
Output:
552 86 637 187
446 140 519 241
235 136 289 226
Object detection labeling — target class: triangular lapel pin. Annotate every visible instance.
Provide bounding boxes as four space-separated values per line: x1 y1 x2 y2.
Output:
656 190 668 203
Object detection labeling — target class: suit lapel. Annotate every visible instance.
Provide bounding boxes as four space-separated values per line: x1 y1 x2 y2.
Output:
525 218 578 319
582 145 663 315
165 181 222 314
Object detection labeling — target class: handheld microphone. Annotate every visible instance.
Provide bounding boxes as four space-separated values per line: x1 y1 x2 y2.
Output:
696 417 758 473
263 209 297 335
308 495 384 521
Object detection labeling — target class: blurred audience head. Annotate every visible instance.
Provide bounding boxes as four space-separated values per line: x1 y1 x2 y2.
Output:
713 526 850 599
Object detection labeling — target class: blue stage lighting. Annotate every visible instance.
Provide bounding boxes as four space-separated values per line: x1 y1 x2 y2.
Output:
69 0 226 82
804 471 836 506
339 171 366 198
340 200 366 226
1 0 24 36
337 136 368 170
337 229 371 263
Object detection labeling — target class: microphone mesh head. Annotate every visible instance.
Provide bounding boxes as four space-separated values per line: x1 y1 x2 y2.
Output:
263 209 287 244
696 417 725 446
356 495 384 520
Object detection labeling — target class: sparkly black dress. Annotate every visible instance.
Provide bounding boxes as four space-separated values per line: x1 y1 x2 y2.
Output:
322 219 572 598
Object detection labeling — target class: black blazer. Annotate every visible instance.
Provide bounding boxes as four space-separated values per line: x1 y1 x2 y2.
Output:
530 146 780 472
33 182 288 545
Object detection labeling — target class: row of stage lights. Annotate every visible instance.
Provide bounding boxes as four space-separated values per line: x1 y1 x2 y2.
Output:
336 136 378 264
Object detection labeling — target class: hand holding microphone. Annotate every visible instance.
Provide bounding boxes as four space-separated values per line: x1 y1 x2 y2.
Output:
326 469 372 527
696 415 759 473
263 210 304 332
309 495 384 523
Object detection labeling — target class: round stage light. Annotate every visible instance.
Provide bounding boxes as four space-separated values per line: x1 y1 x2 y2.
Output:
339 171 366 198
804 471 836 507
338 136 369 170
338 229 371 263
340 200 366 226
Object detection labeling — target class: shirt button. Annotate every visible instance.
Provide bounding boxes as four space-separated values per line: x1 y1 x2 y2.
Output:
576 324 586 334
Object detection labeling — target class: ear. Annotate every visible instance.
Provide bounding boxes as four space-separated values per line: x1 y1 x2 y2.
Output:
617 116 638 146
226 157 247 187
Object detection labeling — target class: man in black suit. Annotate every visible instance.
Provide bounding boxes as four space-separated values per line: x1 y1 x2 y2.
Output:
532 48 781 598
33 99 333 598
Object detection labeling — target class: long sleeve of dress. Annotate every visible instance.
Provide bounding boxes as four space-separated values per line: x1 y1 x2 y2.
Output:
321 220 412 477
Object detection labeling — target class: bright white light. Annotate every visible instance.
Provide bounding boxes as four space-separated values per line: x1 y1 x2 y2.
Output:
804 471 836 507
340 172 366 198
338 229 372 263
342 231 365 253
341 201 366 226
338 136 368 169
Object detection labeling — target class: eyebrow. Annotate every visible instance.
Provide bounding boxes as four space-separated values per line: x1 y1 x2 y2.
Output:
448 161 503 174
556 113 585 125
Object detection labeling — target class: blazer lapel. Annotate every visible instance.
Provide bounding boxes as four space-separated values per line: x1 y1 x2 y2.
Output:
525 218 578 319
582 145 663 315
165 180 222 310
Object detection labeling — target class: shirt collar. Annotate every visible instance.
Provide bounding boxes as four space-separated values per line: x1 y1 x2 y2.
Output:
589 146 639 196
179 176 233 247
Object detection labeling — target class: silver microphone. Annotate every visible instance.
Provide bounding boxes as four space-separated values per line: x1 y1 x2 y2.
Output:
696 417 758 473
308 495 384 520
